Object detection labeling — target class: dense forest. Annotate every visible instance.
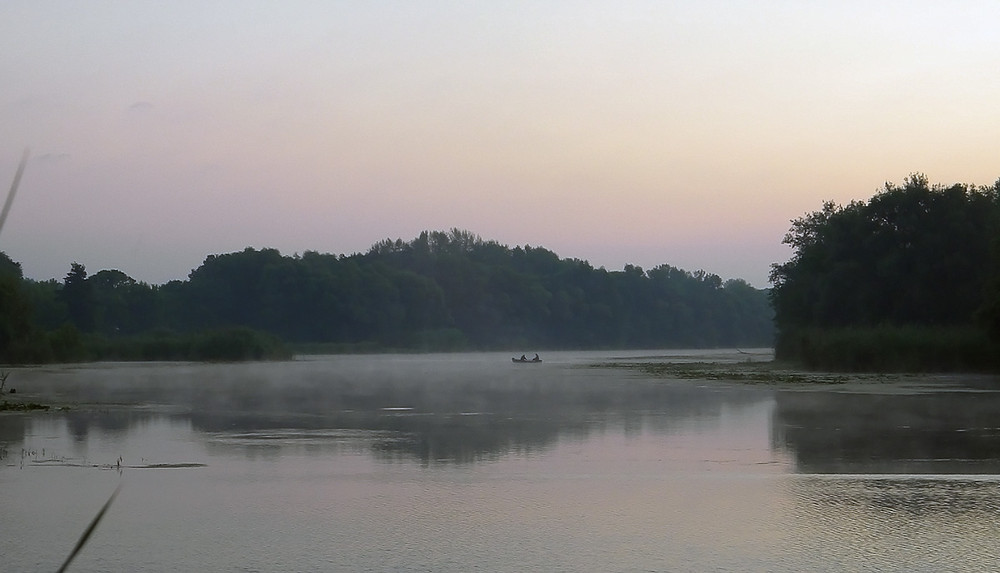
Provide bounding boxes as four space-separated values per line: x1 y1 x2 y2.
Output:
769 174 1000 371
0 230 774 363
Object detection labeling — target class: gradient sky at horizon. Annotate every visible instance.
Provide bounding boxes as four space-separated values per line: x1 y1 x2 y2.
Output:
2 1 998 287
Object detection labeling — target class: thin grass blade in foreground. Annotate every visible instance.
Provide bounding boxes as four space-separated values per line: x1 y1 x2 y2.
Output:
0 148 30 238
56 483 122 573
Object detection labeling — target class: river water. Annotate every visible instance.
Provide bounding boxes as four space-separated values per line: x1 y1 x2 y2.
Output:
2 350 1000 572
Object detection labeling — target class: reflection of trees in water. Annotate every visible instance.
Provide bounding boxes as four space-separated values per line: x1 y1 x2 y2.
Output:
10 360 770 464
185 375 766 464
62 409 163 444
370 414 565 464
772 390 1000 474
0 408 167 451
0 414 28 449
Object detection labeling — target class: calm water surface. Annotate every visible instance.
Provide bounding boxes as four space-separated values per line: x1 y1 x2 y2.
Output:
3 350 1000 572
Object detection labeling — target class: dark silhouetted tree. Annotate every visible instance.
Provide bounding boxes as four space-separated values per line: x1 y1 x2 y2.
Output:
61 262 95 332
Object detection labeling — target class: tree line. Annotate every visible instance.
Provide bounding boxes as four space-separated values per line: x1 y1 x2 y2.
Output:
769 174 1000 371
0 229 774 362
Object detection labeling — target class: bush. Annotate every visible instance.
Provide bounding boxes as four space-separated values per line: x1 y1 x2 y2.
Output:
1 326 292 364
776 325 999 372
191 327 291 362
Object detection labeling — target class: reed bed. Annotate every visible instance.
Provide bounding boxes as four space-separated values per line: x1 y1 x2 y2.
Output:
775 325 999 372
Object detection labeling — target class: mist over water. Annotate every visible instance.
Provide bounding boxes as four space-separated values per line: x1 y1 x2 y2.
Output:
3 351 1000 572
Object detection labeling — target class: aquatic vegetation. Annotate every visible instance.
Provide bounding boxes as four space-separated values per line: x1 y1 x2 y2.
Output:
0 400 49 411
595 360 902 385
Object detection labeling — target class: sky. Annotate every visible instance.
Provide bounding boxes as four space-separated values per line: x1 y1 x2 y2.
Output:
2 1 999 288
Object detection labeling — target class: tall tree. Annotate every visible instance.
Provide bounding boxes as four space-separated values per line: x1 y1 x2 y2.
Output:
90 269 159 335
61 262 95 332
770 175 1000 351
0 252 33 361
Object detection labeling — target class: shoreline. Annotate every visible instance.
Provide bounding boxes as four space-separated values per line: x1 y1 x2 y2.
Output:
597 360 1000 394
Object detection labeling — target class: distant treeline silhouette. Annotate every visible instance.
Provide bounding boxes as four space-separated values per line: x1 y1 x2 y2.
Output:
770 174 1000 371
0 229 773 362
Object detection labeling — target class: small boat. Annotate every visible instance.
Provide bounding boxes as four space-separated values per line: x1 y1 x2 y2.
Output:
512 356 542 363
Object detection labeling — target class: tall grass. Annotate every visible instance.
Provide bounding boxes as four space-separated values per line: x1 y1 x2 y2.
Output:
4 326 292 364
775 325 1000 372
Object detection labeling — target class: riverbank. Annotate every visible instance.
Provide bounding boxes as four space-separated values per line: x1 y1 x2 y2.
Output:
596 358 1000 394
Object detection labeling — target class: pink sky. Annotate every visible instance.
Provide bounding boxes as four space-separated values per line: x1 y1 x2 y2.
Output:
3 2 999 287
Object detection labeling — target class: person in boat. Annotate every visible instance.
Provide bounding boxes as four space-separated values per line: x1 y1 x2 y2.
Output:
531 353 541 362
519 354 527 362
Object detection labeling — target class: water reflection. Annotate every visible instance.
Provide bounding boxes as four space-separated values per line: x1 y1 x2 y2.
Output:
773 475 1000 572
182 365 768 464
803 477 1000 516
772 387 1000 474
8 355 1000 472
8 355 1000 571
2 353 769 465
